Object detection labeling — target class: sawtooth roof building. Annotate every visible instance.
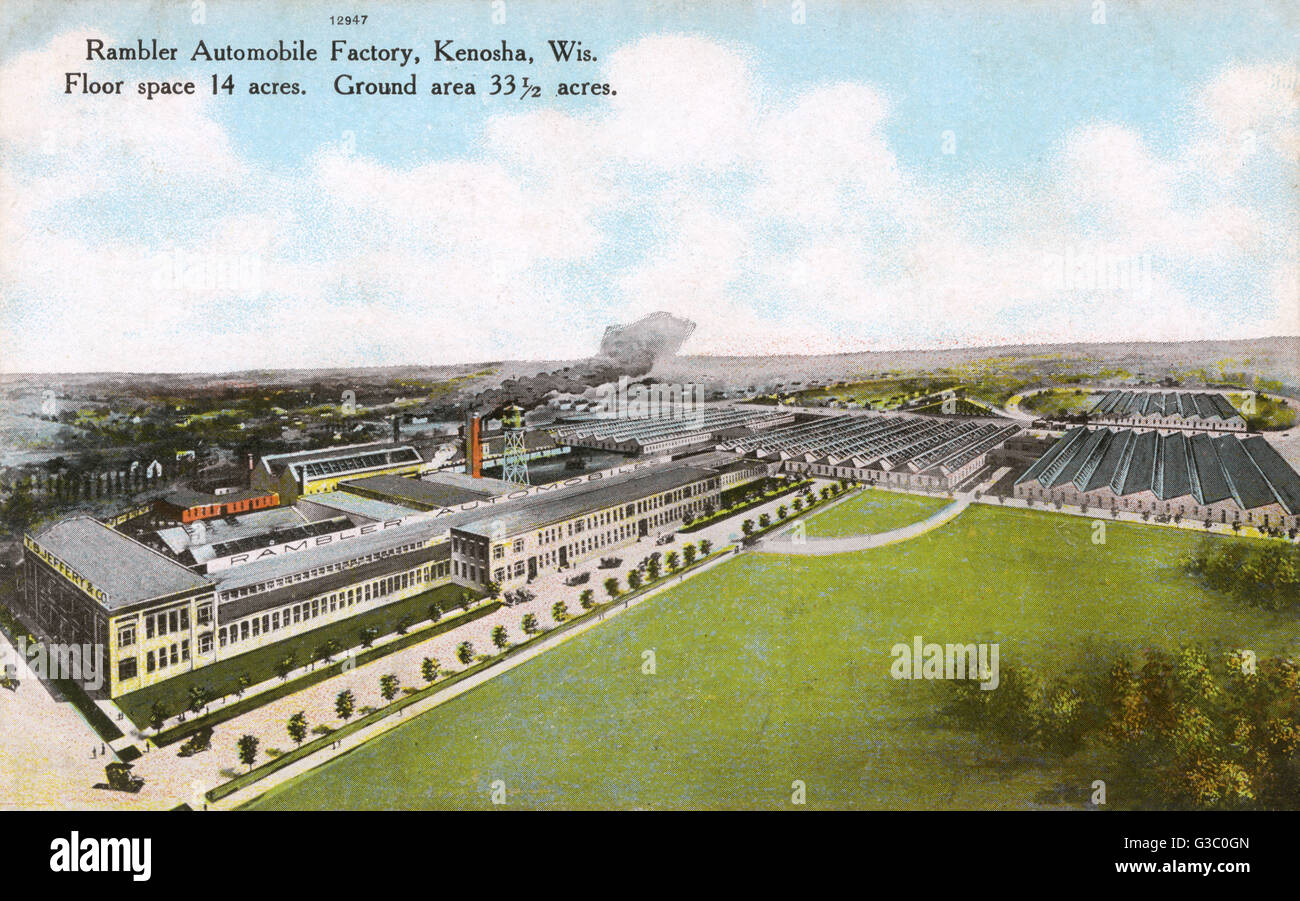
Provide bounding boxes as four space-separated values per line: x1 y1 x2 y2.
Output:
1088 390 1247 432
1014 426 1300 529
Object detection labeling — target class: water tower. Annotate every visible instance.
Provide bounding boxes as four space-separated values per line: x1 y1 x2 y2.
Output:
501 404 530 486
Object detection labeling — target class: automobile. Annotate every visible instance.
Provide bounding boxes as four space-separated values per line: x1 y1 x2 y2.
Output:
655 534 675 546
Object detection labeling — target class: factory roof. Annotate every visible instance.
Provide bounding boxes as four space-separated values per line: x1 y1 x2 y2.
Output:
1017 427 1300 513
453 464 719 538
341 471 513 510
29 517 212 609
297 491 423 523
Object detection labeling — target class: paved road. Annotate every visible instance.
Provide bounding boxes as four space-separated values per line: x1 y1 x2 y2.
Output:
756 496 970 556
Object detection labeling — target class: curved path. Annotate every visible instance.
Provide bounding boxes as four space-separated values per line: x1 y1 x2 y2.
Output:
755 496 971 556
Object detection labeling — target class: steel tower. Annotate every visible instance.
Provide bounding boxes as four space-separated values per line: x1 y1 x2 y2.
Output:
501 404 530 486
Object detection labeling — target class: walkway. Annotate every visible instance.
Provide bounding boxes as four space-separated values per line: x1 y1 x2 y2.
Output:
755 495 971 556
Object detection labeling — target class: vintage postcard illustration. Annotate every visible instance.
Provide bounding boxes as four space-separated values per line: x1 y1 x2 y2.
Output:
0 0 1296 878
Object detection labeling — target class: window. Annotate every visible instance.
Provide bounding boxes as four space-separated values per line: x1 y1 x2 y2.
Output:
181 640 190 662
196 603 212 626
145 651 155 673
198 632 212 654
118 657 137 682
117 623 136 648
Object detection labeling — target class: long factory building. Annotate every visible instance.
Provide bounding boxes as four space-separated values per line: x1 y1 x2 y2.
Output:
1087 390 1247 432
720 413 1021 490
17 451 746 699
1014 426 1300 528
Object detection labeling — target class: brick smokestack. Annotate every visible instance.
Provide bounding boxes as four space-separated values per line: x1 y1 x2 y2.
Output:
465 412 482 478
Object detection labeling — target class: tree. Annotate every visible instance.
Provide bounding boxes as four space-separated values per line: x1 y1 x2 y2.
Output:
491 624 509 650
521 613 538 635
427 603 442 623
627 569 642 590
421 657 440 683
683 543 697 566
792 498 803 513
665 551 680 573
702 501 715 518
604 577 620 600
551 600 569 623
335 689 356 721
287 711 308 746
149 701 169 732
235 673 251 697
776 505 788 520
187 685 208 715
484 580 502 600
237 734 259 772
456 641 474 665
699 539 713 556
379 674 400 703
758 513 771 529
646 554 662 580
742 519 755 536
274 652 297 681
359 626 379 648
578 588 595 610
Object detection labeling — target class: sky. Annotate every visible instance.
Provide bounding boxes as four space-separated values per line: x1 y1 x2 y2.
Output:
0 0 1296 373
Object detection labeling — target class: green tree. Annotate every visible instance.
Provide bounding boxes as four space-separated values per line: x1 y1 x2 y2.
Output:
683 544 697 566
551 600 569 623
699 539 713 556
379 674 400 703
236 734 259 772
521 613 538 635
421 657 439 684
335 689 356 722
187 685 208 715
776 505 788 520
742 519 754 535
627 569 642 590
456 641 474 665
149 701 169 732
287 711 308 746
491 624 509 650
604 577 620 600
578 588 595 610
646 554 662 580
484 580 502 600
758 513 771 529
665 551 680 573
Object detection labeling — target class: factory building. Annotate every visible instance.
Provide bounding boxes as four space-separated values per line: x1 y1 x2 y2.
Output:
251 441 425 502
448 463 726 588
1088 390 1247 432
721 414 1020 491
1014 427 1300 529
16 448 759 698
550 407 793 456
152 487 281 525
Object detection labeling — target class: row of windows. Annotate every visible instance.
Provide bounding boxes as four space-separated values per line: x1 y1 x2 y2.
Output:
145 639 190 673
218 540 431 602
217 561 447 650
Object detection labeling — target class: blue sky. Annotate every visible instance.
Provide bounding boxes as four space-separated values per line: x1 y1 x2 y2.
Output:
1 0 1296 372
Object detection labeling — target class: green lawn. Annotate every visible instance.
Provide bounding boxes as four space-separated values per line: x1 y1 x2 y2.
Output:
244 506 1294 810
803 490 952 538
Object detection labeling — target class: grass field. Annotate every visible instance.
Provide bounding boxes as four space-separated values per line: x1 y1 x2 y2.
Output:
803 490 951 538
244 505 1294 810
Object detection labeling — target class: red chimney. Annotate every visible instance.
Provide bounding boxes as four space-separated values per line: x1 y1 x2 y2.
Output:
466 412 482 478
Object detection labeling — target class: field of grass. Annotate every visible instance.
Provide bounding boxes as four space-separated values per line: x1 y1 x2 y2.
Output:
803 490 951 538
244 505 1295 810
1018 388 1099 418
